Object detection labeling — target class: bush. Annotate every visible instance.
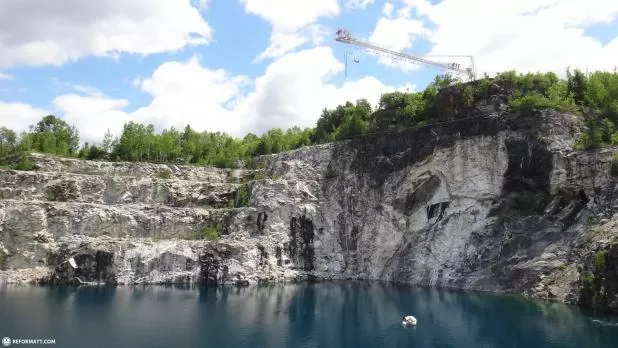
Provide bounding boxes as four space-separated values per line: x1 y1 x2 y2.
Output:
182 224 221 241
582 271 595 286
595 250 608 271
508 92 578 112
200 224 220 241
157 169 172 179
10 156 37 171
232 183 250 207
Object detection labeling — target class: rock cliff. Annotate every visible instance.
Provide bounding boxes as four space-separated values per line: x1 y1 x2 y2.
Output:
1 107 617 312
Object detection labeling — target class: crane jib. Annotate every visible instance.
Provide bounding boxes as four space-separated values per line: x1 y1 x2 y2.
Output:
335 29 475 78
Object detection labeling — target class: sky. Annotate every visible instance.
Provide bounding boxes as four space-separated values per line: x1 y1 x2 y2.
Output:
0 0 617 144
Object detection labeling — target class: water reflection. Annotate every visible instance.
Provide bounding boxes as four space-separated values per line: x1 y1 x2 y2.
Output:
1 283 617 348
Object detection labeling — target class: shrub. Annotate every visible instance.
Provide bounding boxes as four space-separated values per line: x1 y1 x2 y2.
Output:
232 183 250 207
462 85 475 107
595 250 608 271
182 224 221 241
200 224 220 241
157 169 172 179
508 92 578 112
582 271 595 285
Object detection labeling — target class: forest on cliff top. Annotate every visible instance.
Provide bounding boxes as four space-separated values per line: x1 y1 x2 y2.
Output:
1 69 618 170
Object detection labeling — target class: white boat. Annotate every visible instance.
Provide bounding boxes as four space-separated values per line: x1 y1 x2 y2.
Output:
402 315 417 326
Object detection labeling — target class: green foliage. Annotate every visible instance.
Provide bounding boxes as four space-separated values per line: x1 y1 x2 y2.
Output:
201 224 220 241
78 142 108 160
462 85 475 108
2 69 618 170
183 224 221 240
508 91 577 112
0 127 37 170
582 271 595 285
25 115 80 156
0 251 6 271
232 183 251 207
314 99 372 142
157 169 172 179
595 251 608 271
611 154 618 177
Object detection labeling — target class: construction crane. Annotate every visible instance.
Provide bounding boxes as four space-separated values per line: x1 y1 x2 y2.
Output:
335 29 476 81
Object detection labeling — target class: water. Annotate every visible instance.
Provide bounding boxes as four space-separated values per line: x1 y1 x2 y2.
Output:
1 282 618 348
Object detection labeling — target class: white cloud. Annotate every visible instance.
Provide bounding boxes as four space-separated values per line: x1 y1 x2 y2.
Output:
383 2 395 17
370 17 428 52
240 0 339 31
375 0 618 76
0 102 50 133
0 0 212 68
344 0 375 10
368 16 430 71
53 94 131 144
237 46 400 134
50 77 103 97
129 56 250 136
241 0 339 60
0 72 14 81
1 47 402 144
254 24 329 62
192 0 210 10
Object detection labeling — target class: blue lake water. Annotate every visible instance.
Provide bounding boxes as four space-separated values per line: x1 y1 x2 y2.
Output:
1 282 618 348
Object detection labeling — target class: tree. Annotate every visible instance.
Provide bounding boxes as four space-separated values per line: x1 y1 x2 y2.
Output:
28 115 80 155
101 129 115 154
0 127 18 163
567 69 589 107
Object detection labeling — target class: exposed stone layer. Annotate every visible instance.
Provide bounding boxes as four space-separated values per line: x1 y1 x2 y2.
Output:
0 170 239 207
1 108 618 314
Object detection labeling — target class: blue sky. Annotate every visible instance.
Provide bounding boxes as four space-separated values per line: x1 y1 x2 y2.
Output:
0 0 617 143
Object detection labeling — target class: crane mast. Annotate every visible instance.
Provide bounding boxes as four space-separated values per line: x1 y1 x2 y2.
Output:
335 29 476 80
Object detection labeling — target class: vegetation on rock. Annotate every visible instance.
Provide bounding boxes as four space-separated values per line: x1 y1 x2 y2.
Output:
232 183 251 208
0 250 6 271
183 224 221 241
595 250 608 271
2 69 618 169
157 169 173 179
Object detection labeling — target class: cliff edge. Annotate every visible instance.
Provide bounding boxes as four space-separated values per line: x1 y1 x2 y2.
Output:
1 105 617 313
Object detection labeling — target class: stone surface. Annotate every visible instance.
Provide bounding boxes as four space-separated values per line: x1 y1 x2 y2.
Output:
1 108 617 313
0 170 240 207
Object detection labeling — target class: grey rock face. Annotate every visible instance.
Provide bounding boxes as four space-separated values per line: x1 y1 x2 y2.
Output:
0 170 240 207
1 109 617 313
254 109 617 308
